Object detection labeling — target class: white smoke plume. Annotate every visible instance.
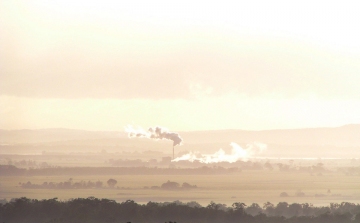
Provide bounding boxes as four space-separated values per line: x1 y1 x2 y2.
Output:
125 125 183 146
173 142 267 163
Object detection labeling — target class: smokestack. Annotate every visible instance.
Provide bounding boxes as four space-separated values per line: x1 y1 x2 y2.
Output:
125 125 183 159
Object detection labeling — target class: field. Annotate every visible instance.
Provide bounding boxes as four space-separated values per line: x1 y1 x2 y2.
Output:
1 170 360 207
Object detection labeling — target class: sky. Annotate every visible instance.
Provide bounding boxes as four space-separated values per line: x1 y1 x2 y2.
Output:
1 0 360 131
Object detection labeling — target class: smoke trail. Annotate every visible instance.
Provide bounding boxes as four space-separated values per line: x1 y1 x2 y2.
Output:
125 125 183 146
173 142 267 163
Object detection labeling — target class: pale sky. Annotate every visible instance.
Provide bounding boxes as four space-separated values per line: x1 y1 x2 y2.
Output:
1 0 360 131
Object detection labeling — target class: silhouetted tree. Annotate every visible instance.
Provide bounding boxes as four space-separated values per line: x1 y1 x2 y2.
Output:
246 203 262 216
274 202 288 216
0 197 359 223
107 178 117 188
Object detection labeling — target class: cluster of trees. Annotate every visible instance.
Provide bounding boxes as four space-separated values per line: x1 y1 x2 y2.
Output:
158 180 197 190
20 178 118 189
245 202 360 218
146 181 198 190
279 191 306 198
279 190 342 198
1 197 360 223
4 159 41 167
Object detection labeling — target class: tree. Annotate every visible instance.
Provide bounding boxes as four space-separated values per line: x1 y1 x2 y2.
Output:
107 178 117 188
182 182 197 189
207 201 228 211
263 202 275 216
232 202 246 211
161 180 180 190
288 203 302 217
246 203 262 216
274 202 288 216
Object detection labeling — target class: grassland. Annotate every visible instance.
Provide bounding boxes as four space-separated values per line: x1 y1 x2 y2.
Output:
1 170 360 207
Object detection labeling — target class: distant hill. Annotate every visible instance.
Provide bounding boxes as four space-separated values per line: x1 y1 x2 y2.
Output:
180 124 360 147
1 125 359 147
1 125 359 157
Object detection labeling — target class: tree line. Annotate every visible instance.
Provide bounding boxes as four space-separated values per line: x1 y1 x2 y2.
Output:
0 164 340 176
0 165 241 176
19 179 197 191
3 163 359 177
19 178 120 189
1 197 360 223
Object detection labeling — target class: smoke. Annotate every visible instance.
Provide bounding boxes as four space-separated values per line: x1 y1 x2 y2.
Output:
125 125 183 146
173 142 267 163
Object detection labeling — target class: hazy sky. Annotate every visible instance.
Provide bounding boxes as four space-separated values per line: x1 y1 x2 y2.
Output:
1 0 360 131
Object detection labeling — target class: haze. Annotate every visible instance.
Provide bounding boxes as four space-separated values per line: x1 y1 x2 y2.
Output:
2 2 360 220
1 0 360 131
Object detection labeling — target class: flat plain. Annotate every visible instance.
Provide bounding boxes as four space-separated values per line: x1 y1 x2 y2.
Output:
1 170 360 207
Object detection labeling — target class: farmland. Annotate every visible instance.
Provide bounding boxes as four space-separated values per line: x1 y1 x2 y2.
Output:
1 169 360 207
